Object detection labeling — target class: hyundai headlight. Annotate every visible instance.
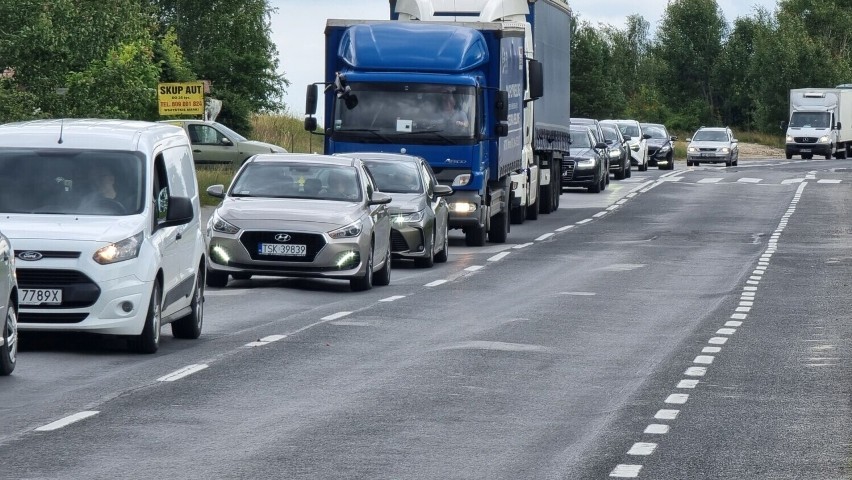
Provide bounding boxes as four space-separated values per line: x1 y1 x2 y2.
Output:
818 135 830 143
576 158 596 167
210 213 240 235
329 220 363 239
93 232 143 265
393 210 424 224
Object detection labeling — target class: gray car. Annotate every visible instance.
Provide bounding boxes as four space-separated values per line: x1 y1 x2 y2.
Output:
687 127 739 167
0 230 17 375
161 120 287 168
205 154 393 291
342 152 453 268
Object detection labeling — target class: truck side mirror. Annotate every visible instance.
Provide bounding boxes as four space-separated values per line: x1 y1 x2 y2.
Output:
495 90 509 122
305 84 318 115
837 121 842 130
528 59 543 100
304 117 317 132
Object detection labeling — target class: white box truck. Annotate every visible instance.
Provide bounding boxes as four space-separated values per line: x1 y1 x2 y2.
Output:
785 88 852 159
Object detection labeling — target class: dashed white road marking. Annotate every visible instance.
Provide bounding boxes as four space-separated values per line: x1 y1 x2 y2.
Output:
665 394 689 404
644 424 670 434
321 311 352 321
685 366 707 376
424 279 448 287
781 178 804 184
725 321 743 327
702 346 722 353
379 295 406 302
535 233 554 241
818 179 842 184
513 242 534 249
738 177 762 183
464 266 484 272
35 411 100 432
487 252 510 262
157 364 209 382
576 218 593 225
678 379 700 388
610 464 643 477
694 355 714 364
708 337 728 345
628 442 657 455
655 409 680 420
593 212 608 218
555 225 574 232
698 178 723 184
717 328 737 335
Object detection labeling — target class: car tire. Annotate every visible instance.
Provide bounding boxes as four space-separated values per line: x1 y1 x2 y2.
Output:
785 152 793 159
488 207 509 243
0 298 17 376
415 228 435 268
172 269 204 340
588 172 601 193
625 162 632 178
434 221 449 263
614 165 625 180
374 246 391 286
465 224 486 247
206 269 229 288
668 154 675 170
129 281 161 354
350 247 374 291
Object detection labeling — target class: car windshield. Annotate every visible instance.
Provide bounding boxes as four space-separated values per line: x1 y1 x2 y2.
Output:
615 123 640 137
570 131 592 148
601 126 620 142
230 162 363 202
0 149 145 215
693 130 729 142
643 125 668 139
363 160 423 194
789 112 831 128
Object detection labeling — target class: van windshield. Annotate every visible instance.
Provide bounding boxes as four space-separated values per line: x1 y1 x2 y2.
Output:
790 112 830 128
0 149 145 215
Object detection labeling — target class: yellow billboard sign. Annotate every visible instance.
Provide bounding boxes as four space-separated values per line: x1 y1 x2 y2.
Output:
158 82 204 116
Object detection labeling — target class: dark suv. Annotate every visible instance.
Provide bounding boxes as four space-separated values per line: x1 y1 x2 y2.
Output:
641 123 677 170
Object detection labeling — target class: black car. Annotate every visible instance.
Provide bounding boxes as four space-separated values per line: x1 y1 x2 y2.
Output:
572 118 611 162
563 126 608 193
600 123 631 180
641 123 677 170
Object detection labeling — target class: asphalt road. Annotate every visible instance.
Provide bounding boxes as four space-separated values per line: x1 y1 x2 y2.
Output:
2 158 851 479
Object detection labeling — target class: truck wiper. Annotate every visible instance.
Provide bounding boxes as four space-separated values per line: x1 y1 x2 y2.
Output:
406 129 453 143
336 129 392 144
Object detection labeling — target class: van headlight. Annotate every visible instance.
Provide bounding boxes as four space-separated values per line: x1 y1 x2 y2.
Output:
210 213 240 235
94 232 143 265
688 146 698 153
720 147 730 153
329 220 363 239
818 135 830 143
786 135 794 143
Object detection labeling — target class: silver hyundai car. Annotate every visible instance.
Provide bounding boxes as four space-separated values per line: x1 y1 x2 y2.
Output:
1 230 17 375
342 152 453 268
205 154 393 291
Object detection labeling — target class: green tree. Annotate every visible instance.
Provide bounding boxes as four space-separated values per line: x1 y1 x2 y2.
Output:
654 0 726 124
154 0 287 132
570 20 626 118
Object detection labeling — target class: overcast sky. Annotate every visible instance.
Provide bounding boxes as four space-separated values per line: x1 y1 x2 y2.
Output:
269 0 779 115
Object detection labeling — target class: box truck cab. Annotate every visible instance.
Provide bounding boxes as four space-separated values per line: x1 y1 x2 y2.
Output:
785 88 852 159
0 119 207 353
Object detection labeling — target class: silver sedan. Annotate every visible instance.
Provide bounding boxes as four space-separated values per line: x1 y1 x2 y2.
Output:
205 154 393 291
342 152 452 268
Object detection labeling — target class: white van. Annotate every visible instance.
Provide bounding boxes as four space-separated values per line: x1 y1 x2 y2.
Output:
0 119 207 353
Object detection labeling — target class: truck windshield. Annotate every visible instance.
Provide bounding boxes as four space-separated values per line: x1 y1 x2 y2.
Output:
0 149 145 215
789 112 831 128
333 83 476 145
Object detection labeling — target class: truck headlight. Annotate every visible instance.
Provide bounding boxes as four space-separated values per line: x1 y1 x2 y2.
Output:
329 220 363 239
93 232 143 265
818 135 830 143
452 174 471 186
452 202 476 213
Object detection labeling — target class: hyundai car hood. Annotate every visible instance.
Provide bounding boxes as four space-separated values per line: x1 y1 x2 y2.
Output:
216 198 363 230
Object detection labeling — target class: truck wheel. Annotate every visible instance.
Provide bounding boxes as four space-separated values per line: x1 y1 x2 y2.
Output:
539 183 553 213
510 203 526 224
465 225 486 247
488 207 509 243
526 192 538 219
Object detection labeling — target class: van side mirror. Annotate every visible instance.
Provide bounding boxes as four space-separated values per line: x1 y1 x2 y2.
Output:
780 120 788 130
495 90 509 122
161 196 193 228
305 84 318 115
528 59 543 100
